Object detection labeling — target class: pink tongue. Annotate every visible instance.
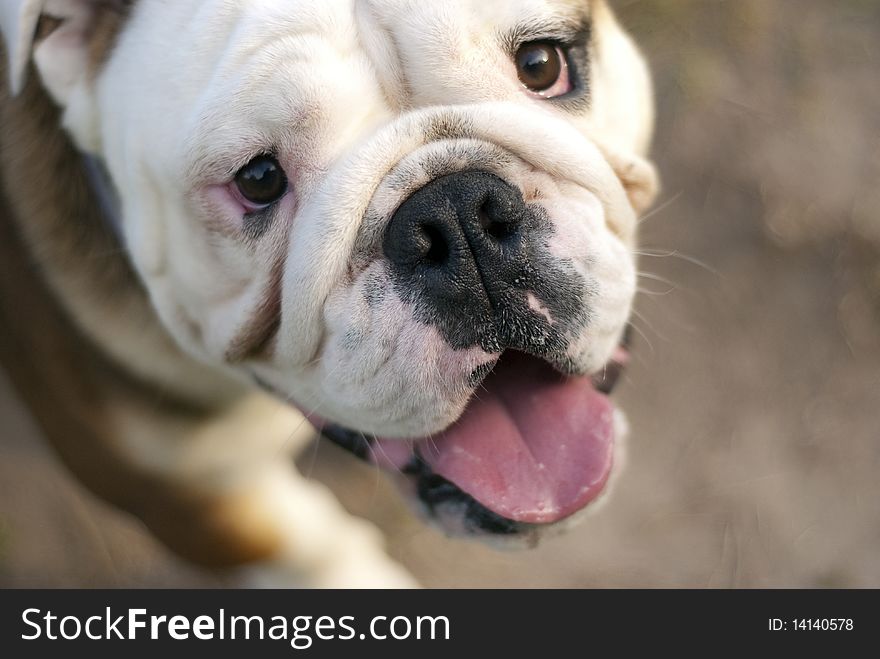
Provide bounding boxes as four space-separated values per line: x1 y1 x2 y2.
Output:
378 353 615 524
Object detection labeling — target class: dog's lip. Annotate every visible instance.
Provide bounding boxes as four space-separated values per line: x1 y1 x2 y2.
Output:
318 343 628 528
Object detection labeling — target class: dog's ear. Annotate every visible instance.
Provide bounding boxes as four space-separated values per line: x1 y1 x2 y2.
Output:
1 0 43 95
2 1 131 151
1 0 130 100
593 140 660 216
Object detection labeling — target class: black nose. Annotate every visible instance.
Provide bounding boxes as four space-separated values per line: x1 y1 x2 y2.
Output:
383 171 533 350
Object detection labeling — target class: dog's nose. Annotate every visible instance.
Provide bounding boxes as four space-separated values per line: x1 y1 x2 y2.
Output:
383 171 532 349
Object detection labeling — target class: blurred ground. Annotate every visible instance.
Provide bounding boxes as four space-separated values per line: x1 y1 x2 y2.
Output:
1 0 878 588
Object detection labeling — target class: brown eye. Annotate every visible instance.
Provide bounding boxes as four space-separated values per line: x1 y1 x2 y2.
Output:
234 156 288 207
515 41 569 96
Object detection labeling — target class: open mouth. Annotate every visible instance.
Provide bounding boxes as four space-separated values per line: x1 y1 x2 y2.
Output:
320 335 630 535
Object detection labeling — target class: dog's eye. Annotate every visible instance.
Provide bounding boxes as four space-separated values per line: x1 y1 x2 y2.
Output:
515 41 572 98
234 156 288 208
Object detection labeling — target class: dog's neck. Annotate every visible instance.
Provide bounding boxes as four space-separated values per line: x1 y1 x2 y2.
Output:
82 153 124 244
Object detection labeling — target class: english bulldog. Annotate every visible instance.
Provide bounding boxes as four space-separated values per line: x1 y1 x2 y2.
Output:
0 0 656 587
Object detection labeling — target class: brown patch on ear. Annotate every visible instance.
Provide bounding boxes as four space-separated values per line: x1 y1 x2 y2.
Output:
87 2 135 73
35 15 63 42
32 1 134 79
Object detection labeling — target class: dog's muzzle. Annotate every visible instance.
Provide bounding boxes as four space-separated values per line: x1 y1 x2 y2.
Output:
300 156 633 537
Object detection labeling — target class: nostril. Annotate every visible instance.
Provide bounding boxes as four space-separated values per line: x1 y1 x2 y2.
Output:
421 224 450 266
487 221 513 240
478 204 493 231
479 200 515 242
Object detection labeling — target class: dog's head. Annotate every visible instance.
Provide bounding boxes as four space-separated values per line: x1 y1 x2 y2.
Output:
3 0 657 541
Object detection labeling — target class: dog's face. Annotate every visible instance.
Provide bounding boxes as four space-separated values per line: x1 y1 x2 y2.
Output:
5 0 657 540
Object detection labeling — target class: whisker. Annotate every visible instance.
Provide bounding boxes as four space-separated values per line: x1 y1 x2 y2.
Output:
637 286 675 297
630 307 670 345
637 271 679 287
272 360 346 460
627 318 655 356
426 433 441 461
637 269 701 299
301 422 323 481
636 247 721 277
638 191 683 225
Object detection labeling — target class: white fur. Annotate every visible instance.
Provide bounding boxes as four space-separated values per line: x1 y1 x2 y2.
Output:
1 0 657 583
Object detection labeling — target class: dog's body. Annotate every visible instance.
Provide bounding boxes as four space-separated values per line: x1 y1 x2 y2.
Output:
0 0 655 587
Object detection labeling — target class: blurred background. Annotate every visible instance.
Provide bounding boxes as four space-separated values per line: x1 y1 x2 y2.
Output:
1 0 878 587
